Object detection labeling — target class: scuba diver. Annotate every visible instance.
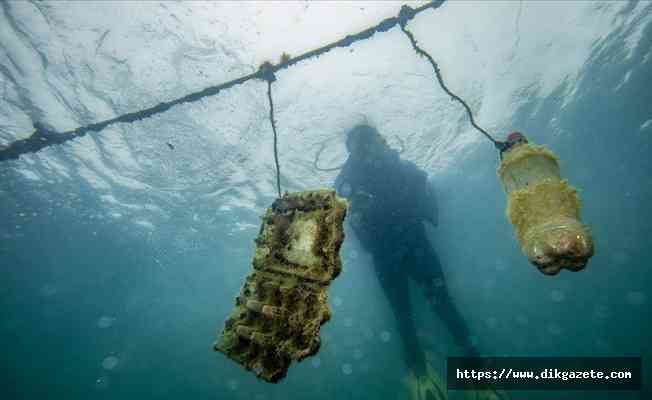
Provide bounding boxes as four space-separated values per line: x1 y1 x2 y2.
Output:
333 124 503 400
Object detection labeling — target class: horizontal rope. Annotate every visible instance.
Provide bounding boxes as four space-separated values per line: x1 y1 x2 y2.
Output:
0 1 445 162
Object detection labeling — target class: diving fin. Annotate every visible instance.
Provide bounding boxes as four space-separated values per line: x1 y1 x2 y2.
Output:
464 387 510 400
403 362 448 400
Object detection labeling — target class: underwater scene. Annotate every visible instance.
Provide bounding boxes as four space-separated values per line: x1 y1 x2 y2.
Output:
1 1 651 399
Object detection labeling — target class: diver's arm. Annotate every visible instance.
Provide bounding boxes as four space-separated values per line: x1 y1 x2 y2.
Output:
334 160 352 195
424 181 439 227
406 163 438 227
334 174 344 194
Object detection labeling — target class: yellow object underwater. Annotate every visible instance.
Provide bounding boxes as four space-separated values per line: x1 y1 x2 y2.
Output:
464 387 509 400
404 362 448 400
498 140 594 275
214 190 347 383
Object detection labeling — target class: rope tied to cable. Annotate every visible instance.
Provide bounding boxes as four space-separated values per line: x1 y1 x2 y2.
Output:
398 5 501 150
258 62 283 198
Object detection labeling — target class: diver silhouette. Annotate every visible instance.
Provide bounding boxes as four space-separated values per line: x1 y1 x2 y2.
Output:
334 124 488 400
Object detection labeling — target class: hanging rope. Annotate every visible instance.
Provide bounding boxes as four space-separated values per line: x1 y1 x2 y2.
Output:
0 0 446 163
313 142 345 172
259 62 282 198
397 5 501 149
312 133 406 172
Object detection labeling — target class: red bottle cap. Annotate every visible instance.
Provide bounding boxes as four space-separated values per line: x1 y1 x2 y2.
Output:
507 131 527 143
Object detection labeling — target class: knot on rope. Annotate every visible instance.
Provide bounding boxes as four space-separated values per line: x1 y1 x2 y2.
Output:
258 62 277 83
32 122 58 142
398 5 417 28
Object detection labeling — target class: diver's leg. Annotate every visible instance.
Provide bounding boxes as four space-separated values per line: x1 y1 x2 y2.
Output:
411 242 479 357
371 254 427 375
414 253 511 400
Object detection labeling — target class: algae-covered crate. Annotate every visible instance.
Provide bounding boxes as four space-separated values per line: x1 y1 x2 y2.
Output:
214 190 347 383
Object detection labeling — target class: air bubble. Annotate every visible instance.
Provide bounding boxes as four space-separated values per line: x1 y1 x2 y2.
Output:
380 331 391 342
227 379 239 391
93 375 110 391
97 316 114 329
342 363 353 375
550 290 565 303
547 323 562 336
102 355 119 370
626 291 646 305
333 297 343 307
